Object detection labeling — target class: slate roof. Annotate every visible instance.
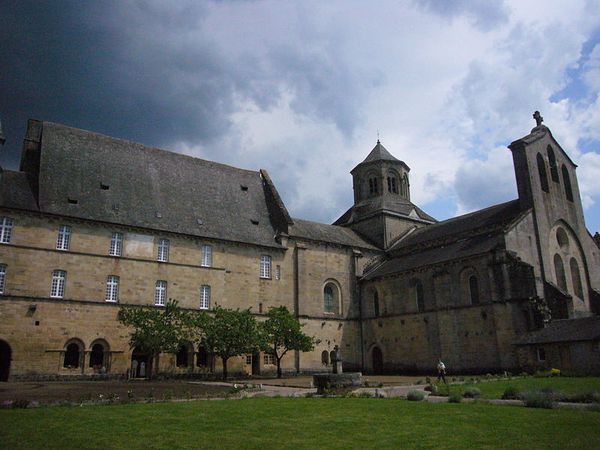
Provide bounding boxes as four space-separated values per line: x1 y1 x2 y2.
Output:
362 199 525 280
6 121 289 248
351 140 409 173
515 316 600 345
389 200 523 252
0 170 38 210
289 218 378 250
334 197 436 226
363 232 503 280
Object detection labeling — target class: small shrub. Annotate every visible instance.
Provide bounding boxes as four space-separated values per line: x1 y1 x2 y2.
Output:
415 380 423 385
406 390 425 401
502 386 520 400
522 390 555 409
425 377 431 385
462 387 481 399
550 368 561 377
436 384 450 397
424 384 438 395
11 399 30 409
448 392 462 403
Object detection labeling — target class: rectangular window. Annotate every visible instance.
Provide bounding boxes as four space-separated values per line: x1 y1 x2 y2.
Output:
51 270 66 298
56 225 71 250
245 354 252 365
0 217 14 244
0 264 6 294
264 353 275 365
260 255 271 279
275 265 281 280
200 285 211 310
109 232 123 256
201 245 213 267
157 238 169 262
105 275 119 302
155 280 167 306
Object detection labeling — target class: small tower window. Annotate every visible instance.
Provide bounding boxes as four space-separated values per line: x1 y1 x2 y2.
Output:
537 153 549 193
373 291 380 317
368 177 379 195
469 275 480 305
387 176 398 194
554 254 567 292
548 146 559 182
415 280 425 312
562 165 574 202
570 258 584 299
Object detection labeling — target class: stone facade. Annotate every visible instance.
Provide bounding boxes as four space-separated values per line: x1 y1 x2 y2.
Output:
0 113 598 380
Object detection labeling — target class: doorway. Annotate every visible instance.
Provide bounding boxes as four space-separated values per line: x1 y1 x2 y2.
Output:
372 346 383 375
131 347 150 378
252 351 261 376
0 340 11 381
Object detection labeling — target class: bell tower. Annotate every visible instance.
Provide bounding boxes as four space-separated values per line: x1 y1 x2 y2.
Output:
334 140 435 249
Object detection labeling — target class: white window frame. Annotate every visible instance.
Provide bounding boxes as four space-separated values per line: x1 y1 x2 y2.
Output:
105 275 119 302
260 255 271 279
56 225 71 251
201 244 213 267
51 270 66 298
0 264 6 294
264 353 275 365
155 280 167 306
0 217 14 244
109 232 123 256
157 238 169 262
200 285 211 310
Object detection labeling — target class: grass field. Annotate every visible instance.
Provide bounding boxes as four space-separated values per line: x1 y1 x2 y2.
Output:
1 397 599 449
445 376 600 400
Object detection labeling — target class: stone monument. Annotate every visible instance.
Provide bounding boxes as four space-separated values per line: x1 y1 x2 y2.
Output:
313 345 363 394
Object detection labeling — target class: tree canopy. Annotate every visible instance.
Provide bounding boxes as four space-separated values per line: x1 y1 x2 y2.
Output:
262 306 318 378
117 299 190 377
197 306 261 379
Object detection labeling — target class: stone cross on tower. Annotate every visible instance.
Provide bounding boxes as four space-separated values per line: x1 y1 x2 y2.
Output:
533 111 543 127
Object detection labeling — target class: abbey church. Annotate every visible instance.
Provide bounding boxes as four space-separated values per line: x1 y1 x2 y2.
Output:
0 113 599 381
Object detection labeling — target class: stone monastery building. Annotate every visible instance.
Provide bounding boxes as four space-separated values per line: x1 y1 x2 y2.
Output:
0 112 599 381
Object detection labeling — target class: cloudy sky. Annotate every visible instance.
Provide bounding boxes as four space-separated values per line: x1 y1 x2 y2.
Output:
2 0 600 231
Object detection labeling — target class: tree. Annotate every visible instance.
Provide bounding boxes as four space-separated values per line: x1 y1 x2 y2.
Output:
117 299 190 377
262 306 318 378
197 306 261 380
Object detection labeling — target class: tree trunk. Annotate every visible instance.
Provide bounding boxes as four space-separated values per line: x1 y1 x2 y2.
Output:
276 358 282 378
222 356 228 380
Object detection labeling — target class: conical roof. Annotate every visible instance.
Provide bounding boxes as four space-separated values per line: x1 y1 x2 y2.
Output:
362 140 399 163
351 140 408 173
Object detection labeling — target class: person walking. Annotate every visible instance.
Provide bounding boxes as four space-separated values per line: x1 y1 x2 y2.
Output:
437 359 447 384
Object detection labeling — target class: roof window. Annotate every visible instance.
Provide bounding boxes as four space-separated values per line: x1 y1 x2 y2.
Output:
67 198 78 204
100 183 110 190
240 185 248 191
251 219 259 225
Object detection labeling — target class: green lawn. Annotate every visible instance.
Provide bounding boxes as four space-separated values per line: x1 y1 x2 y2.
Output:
446 376 600 400
1 397 599 449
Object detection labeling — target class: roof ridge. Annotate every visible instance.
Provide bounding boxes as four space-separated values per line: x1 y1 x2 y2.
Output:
43 121 260 176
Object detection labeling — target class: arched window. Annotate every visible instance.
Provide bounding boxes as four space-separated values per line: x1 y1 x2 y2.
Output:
330 350 336 364
321 350 329 366
387 176 398 194
368 177 379 195
554 254 567 292
176 343 190 368
570 258 584 299
469 275 480 305
373 291 380 317
323 282 340 314
63 341 82 368
197 345 208 367
415 280 425 312
556 227 569 249
537 153 549 193
89 341 107 368
548 146 559 182
562 165 574 202
403 174 410 199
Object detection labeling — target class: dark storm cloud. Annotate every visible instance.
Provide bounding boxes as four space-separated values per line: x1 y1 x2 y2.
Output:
0 1 237 169
413 0 509 30
0 1 375 170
